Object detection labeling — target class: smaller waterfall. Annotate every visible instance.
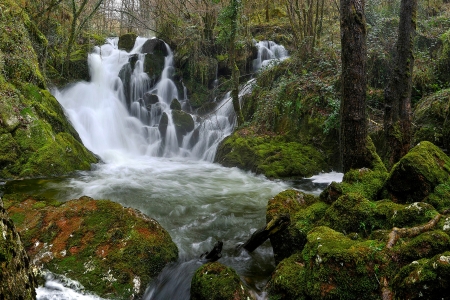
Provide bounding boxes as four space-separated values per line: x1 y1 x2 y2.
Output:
252 41 289 71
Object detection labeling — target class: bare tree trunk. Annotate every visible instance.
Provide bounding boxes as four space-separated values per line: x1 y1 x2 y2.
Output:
340 0 370 172
384 0 417 168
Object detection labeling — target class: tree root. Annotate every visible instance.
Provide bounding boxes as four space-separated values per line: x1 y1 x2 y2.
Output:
381 213 441 299
386 213 441 249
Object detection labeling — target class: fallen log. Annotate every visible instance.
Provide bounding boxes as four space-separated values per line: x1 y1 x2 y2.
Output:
243 214 290 253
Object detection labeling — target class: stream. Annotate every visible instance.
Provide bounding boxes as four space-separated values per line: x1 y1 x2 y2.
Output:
3 37 342 299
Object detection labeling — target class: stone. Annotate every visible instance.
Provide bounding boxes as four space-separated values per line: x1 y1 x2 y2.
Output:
118 33 137 52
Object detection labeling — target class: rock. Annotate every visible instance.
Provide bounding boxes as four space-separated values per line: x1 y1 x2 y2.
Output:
158 112 169 137
413 88 450 151
0 2 98 180
118 33 137 52
172 110 195 144
143 93 160 106
4 195 178 299
266 190 323 263
384 141 450 203
214 129 329 178
141 38 168 56
0 199 37 300
170 98 181 110
392 251 450 299
270 226 382 300
190 262 251 300
142 38 167 81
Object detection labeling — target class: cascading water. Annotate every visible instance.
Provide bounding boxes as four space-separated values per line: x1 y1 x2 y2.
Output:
30 37 339 300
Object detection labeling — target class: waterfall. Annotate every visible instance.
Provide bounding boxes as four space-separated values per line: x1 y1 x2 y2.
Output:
54 38 288 163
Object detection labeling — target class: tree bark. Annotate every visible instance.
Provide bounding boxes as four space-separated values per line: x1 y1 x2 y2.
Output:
384 0 418 168
340 0 370 172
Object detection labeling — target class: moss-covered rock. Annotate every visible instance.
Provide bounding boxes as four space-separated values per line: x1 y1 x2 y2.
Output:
270 226 383 300
170 98 182 110
267 190 325 263
4 195 178 299
0 199 37 300
392 251 450 299
142 38 167 82
384 141 450 203
118 33 137 52
190 262 251 300
215 129 330 179
0 0 98 180
413 89 450 150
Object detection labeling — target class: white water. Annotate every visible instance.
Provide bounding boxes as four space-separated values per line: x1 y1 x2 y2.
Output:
32 38 340 299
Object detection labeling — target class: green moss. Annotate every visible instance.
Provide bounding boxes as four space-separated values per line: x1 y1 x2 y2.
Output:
341 167 388 200
320 193 374 235
392 251 450 299
215 130 329 178
425 181 450 212
300 226 382 299
191 262 251 300
20 132 97 177
385 141 450 203
393 230 450 262
266 253 307 300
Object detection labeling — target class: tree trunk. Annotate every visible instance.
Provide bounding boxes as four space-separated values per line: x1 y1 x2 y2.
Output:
340 0 370 173
384 0 417 168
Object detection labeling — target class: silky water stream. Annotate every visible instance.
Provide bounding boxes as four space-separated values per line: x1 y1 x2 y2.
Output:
3 38 342 299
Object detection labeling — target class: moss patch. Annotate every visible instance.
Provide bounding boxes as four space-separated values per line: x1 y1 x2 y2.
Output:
4 195 178 299
215 129 329 179
191 262 251 300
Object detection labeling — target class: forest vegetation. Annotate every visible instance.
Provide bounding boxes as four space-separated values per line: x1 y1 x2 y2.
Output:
1 0 450 299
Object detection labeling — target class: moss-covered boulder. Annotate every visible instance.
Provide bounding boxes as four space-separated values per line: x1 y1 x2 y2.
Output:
267 190 325 263
142 38 167 82
413 89 450 150
215 129 330 179
0 199 37 300
268 226 383 300
4 195 178 299
0 0 98 180
118 33 137 52
384 141 450 204
170 98 182 110
190 262 251 300
392 251 450 299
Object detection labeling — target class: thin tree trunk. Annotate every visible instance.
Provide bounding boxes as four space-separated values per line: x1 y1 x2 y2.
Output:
340 0 370 172
384 0 417 167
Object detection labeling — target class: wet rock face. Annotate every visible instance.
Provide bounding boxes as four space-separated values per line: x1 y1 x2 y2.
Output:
4 195 178 299
0 199 37 300
190 262 251 300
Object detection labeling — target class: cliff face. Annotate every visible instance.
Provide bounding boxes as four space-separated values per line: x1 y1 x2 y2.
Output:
0 0 98 180
0 198 37 299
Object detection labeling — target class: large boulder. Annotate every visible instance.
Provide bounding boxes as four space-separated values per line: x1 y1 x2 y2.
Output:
413 88 450 151
4 195 178 299
215 129 330 178
0 199 37 300
0 1 98 180
190 262 251 300
142 38 167 82
384 141 450 204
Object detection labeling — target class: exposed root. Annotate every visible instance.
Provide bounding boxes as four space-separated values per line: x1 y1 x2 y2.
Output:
386 213 441 249
381 213 441 299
